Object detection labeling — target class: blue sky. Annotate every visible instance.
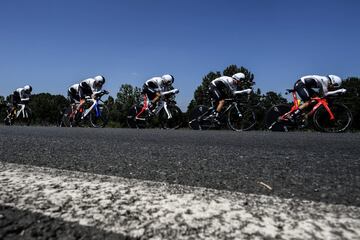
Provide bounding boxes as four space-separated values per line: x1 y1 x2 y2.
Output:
1 0 359 109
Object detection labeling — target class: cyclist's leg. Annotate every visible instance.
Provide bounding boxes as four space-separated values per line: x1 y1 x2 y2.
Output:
135 95 149 119
292 80 312 120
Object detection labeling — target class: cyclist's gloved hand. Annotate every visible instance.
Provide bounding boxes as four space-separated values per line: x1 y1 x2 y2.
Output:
174 89 179 94
339 89 347 94
103 90 109 94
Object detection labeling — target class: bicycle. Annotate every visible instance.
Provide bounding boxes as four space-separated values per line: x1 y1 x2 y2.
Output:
127 89 183 129
188 89 257 131
265 89 353 132
61 90 109 128
4 101 32 126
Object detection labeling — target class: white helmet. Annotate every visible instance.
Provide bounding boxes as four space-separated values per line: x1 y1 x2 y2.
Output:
232 73 245 81
24 85 32 93
94 75 105 85
162 74 174 85
328 75 342 87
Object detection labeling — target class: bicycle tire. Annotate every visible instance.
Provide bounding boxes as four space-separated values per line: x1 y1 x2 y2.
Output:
159 105 183 129
127 105 148 129
59 107 73 127
313 103 352 133
89 104 109 128
265 104 291 132
4 116 12 126
188 105 212 130
227 104 256 131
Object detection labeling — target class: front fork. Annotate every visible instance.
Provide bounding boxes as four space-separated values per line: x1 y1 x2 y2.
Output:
233 103 243 118
161 102 172 119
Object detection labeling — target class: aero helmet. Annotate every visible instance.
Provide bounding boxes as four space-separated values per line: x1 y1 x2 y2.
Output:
162 74 174 85
94 75 105 85
328 75 342 87
232 73 246 81
24 85 32 93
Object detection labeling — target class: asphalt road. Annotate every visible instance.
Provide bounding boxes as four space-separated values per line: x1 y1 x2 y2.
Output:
1 126 360 239
1 126 359 207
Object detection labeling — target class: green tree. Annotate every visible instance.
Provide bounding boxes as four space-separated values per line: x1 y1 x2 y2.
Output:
341 77 360 130
0 96 6 122
113 84 142 127
29 93 69 125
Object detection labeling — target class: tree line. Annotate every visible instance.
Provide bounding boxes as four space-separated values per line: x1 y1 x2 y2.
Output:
1 64 359 129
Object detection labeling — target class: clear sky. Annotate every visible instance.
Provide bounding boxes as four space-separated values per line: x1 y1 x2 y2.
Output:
1 0 359 109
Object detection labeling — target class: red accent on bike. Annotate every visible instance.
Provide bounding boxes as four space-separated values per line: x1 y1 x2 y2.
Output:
280 91 336 121
136 95 148 118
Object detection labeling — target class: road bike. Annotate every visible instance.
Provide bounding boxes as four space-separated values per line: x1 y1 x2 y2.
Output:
60 90 109 128
188 89 257 131
4 101 32 126
265 89 353 132
127 89 183 129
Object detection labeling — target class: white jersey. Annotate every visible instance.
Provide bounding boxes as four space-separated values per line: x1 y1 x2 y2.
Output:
211 76 238 95
300 75 330 96
80 78 102 94
145 77 166 92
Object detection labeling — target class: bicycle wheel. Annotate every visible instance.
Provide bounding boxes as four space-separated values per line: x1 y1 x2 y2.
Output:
265 104 291 132
313 103 352 133
227 104 256 131
89 104 109 128
4 116 12 126
127 105 148 129
188 105 212 130
60 107 73 127
159 105 183 129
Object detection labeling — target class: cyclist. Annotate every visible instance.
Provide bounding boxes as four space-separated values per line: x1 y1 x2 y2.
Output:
208 73 246 122
291 74 346 120
76 75 106 112
9 85 32 116
142 74 175 110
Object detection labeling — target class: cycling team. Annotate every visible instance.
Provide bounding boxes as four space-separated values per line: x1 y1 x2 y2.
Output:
5 72 346 127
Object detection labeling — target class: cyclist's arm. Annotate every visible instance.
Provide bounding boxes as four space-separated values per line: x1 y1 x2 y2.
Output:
325 88 346 96
233 89 252 95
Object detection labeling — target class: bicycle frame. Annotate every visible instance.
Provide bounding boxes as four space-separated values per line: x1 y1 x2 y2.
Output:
280 91 335 121
16 104 29 119
82 98 103 119
136 93 176 120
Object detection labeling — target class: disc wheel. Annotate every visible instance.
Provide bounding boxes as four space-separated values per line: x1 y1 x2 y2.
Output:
127 105 148 129
265 104 291 132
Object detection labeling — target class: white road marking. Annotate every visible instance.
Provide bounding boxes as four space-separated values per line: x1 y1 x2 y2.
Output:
0 162 359 240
